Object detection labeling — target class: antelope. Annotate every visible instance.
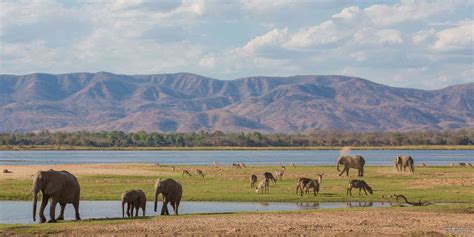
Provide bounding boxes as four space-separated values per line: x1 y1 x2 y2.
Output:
263 172 276 184
255 179 269 194
240 163 247 168
232 163 241 169
250 174 257 188
290 162 296 168
182 169 192 177
171 166 176 172
195 169 205 178
347 179 373 196
275 169 285 181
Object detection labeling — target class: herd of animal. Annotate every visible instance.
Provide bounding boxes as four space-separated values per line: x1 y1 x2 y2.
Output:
29 154 471 223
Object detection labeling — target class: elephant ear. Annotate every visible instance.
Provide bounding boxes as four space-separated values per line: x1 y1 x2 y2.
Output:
43 171 66 195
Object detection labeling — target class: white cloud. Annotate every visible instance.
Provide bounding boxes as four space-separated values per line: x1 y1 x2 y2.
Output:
412 29 436 44
433 20 473 51
241 28 288 54
376 29 403 45
0 0 472 89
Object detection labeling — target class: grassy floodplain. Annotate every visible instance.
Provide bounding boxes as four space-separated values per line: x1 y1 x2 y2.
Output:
1 163 473 235
1 164 473 203
1 145 474 150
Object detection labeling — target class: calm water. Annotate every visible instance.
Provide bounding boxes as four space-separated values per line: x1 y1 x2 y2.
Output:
0 150 472 166
0 201 389 224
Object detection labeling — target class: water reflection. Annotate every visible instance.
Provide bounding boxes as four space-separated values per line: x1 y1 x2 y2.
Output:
0 200 390 224
346 202 373 207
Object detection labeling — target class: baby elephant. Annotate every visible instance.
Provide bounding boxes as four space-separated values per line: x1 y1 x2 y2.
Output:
121 189 146 218
347 180 373 196
250 174 258 188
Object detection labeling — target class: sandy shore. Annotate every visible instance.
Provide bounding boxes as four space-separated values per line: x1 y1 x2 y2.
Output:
1 208 470 236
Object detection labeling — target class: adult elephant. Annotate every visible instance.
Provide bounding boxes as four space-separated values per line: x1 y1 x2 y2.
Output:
395 155 415 173
32 170 81 223
154 178 182 215
337 155 365 177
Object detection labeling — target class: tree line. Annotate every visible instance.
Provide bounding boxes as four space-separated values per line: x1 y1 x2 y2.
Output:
0 129 473 147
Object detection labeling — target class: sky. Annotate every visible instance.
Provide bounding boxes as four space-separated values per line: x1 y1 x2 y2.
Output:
0 0 473 89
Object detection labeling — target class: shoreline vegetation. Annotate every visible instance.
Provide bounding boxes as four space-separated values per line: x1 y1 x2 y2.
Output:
0 129 473 149
1 144 474 150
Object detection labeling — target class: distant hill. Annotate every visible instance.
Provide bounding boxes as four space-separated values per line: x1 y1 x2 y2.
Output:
0 72 472 133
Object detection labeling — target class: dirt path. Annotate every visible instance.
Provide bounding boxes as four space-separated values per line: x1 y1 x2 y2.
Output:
36 209 473 236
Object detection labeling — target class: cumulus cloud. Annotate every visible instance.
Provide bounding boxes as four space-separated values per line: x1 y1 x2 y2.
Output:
433 20 473 51
0 0 472 89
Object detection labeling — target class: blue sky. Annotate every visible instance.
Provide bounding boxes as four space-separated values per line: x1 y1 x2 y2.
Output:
0 0 472 89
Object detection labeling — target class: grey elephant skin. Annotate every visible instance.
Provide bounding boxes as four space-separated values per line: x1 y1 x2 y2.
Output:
154 178 183 215
32 170 81 223
121 189 146 218
337 155 366 177
395 155 415 173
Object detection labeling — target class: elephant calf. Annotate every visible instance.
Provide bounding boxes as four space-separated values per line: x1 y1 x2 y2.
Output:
121 189 146 218
347 179 373 196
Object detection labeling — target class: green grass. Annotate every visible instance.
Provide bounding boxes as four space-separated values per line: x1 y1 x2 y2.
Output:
2 166 473 203
1 145 473 150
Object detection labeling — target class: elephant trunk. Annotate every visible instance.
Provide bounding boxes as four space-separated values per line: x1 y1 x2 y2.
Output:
32 191 38 222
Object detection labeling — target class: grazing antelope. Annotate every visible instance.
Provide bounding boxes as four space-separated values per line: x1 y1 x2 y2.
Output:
275 169 285 181
232 163 241 169
263 172 277 184
468 163 473 167
182 169 192 177
459 162 467 167
347 179 373 196
250 174 257 188
195 169 205 178
421 163 426 167
255 179 269 194
296 177 312 195
290 162 296 168
171 166 176 172
240 163 247 168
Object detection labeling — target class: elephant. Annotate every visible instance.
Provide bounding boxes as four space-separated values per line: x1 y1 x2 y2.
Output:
121 189 146 218
394 155 415 173
154 178 182 215
337 155 365 177
32 169 81 223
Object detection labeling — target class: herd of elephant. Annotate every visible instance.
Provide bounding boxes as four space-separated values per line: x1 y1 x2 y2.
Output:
31 155 415 223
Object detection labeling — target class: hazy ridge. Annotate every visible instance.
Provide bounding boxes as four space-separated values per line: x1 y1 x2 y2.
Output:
0 72 472 133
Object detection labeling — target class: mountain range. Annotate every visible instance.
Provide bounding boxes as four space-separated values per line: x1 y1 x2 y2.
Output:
0 72 472 133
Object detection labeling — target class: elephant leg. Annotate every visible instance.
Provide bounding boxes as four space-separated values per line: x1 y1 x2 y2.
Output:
161 199 169 215
39 194 49 223
135 205 139 217
126 203 131 217
48 199 58 223
73 201 81 221
57 203 66 220
345 168 349 176
172 201 179 215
